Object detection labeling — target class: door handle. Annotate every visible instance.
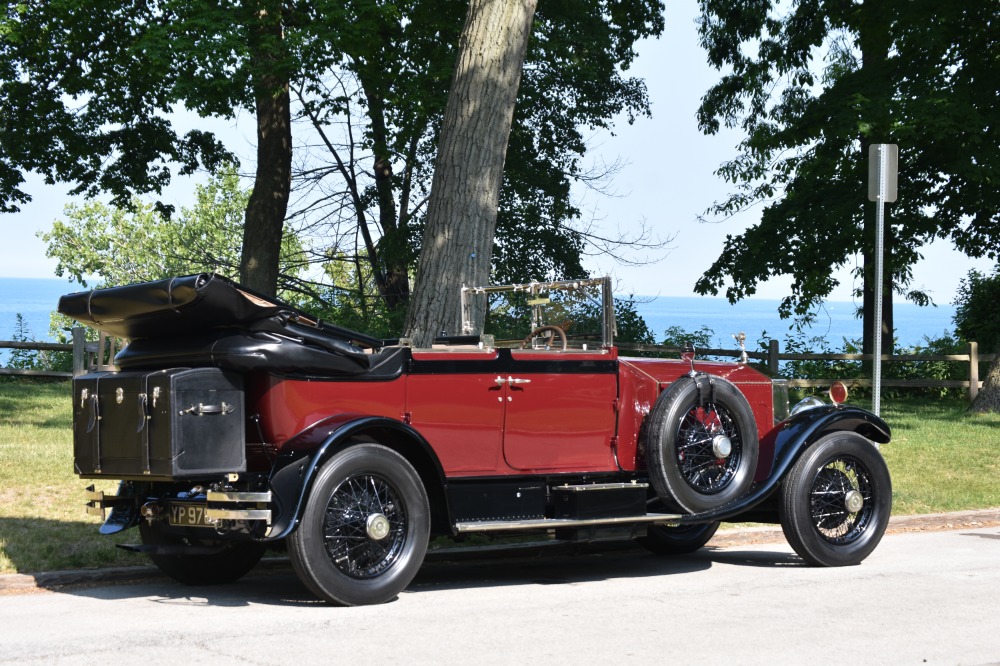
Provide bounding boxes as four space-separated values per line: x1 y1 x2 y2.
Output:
507 376 531 385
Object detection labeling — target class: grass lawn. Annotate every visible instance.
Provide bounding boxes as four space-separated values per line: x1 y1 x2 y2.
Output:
1 380 998 574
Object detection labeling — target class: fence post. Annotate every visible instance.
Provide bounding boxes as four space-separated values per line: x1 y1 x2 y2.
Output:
969 341 979 402
72 327 86 376
768 339 779 375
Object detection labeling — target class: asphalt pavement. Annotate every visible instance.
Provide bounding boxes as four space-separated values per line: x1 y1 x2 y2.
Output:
1 518 999 665
2 508 998 594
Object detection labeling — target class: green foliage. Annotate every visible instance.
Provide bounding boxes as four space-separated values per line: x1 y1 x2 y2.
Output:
3 0 666 312
5 313 71 372
954 266 1000 353
0 0 237 214
296 0 666 313
661 325 714 350
693 1 1000 325
7 314 37 369
37 165 301 290
613 296 655 345
774 331 968 399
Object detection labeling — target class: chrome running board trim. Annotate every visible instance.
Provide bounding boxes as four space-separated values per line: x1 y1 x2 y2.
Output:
454 512 682 533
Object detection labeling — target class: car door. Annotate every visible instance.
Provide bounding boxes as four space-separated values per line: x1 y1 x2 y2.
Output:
405 350 506 475
501 348 618 472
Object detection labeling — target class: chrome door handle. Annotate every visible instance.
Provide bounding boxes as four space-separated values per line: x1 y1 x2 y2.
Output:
507 376 531 385
494 376 508 386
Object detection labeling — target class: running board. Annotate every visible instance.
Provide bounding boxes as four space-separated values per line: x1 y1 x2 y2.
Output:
454 512 682 533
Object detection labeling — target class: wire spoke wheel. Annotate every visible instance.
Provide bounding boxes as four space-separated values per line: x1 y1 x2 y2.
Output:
324 474 407 579
808 458 873 543
289 443 430 606
780 431 891 567
675 402 744 494
646 375 759 513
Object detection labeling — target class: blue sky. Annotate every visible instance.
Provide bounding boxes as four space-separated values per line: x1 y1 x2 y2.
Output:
1 1 991 304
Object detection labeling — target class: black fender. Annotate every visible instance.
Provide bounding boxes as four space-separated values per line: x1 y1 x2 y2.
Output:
264 414 449 541
678 404 891 524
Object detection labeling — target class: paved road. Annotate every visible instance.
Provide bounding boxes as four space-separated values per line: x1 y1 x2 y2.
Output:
1 527 998 665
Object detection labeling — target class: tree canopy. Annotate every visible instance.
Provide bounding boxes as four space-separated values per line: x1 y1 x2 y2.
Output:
39 164 301 290
2 0 665 312
692 1 1000 352
294 0 665 325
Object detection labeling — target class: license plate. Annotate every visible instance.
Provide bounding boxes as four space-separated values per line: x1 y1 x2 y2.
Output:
168 503 217 527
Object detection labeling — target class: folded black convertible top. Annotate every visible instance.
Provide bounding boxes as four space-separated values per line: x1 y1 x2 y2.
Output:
58 274 385 376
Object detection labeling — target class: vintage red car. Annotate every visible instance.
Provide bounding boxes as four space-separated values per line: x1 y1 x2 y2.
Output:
60 273 892 605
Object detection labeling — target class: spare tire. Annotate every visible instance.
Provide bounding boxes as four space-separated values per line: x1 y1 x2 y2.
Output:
645 374 759 513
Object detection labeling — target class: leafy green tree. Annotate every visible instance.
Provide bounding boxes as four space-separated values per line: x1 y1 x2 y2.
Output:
7 314 37 369
1 0 307 294
692 1 1000 357
954 267 1000 354
296 0 665 324
3 1 664 307
953 266 1000 413
39 165 302 291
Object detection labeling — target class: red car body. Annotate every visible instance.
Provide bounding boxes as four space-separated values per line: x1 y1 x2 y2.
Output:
61 274 893 606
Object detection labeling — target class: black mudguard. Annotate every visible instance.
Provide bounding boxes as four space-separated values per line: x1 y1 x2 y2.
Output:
678 404 891 524
264 415 448 541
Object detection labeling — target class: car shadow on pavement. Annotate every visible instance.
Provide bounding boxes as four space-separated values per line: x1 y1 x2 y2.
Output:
48 543 804 607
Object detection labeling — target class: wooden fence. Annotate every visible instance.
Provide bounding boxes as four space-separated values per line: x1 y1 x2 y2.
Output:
617 340 994 401
0 328 119 379
1 331 994 401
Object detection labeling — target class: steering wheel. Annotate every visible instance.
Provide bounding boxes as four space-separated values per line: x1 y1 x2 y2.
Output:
520 325 568 351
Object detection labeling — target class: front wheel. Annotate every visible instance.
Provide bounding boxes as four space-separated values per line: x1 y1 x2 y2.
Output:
288 443 430 606
779 432 892 567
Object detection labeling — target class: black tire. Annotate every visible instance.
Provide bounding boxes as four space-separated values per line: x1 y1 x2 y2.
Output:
138 521 266 585
779 431 892 567
645 375 759 513
639 521 720 555
288 443 430 606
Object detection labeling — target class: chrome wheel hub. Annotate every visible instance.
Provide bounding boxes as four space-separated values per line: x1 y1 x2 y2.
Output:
844 489 864 513
712 434 733 459
366 513 391 540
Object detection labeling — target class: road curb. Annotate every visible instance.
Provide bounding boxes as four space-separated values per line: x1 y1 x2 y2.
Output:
3 509 998 594
708 508 1000 547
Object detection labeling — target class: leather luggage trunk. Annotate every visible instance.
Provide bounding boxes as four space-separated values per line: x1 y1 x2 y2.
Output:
73 368 246 480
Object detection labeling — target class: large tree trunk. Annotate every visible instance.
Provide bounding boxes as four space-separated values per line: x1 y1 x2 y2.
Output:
403 0 537 346
858 4 895 362
971 354 1000 413
239 2 292 297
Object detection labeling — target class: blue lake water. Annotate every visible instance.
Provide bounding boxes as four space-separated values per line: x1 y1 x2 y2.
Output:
0 277 957 364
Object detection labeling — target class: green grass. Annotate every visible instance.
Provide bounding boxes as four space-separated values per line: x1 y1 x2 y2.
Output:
0 381 137 574
0 381 998 574
880 398 1000 514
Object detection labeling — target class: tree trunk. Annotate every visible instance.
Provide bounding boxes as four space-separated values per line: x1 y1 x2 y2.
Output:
403 0 537 346
239 2 292 297
970 353 1000 413
858 4 894 361
364 83 410 310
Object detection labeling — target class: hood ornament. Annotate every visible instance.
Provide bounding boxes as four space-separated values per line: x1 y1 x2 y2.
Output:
733 331 748 365
682 342 697 376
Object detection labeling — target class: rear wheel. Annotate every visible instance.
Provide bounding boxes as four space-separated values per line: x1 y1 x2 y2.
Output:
138 521 266 585
779 432 891 566
639 521 720 555
288 443 430 606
